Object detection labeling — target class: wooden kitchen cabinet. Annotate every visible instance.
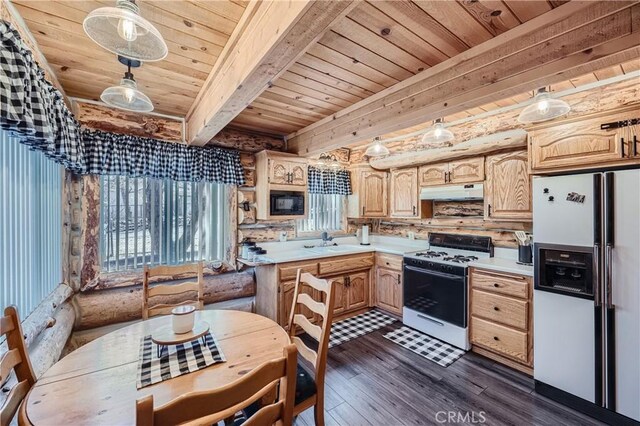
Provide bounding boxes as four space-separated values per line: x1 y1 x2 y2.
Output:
485 150 532 221
469 267 533 374
374 252 403 316
255 253 374 328
389 168 418 218
418 157 484 186
255 150 308 220
266 155 307 186
528 105 640 174
418 162 448 186
348 167 388 218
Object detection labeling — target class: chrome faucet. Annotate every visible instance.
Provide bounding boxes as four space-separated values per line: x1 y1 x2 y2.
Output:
320 231 333 247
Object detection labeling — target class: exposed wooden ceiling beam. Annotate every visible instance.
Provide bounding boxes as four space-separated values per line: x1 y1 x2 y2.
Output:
185 0 358 146
287 1 640 156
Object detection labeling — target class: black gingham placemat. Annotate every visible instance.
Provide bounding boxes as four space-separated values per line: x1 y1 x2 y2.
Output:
329 309 397 348
136 332 225 389
383 326 465 367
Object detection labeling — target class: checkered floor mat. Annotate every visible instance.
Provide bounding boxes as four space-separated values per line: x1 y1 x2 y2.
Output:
329 309 397 348
383 326 465 367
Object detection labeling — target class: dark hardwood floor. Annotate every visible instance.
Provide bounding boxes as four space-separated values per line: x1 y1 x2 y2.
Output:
295 324 605 426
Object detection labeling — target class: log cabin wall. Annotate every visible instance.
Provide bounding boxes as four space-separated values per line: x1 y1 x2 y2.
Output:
346 79 640 248
62 127 284 330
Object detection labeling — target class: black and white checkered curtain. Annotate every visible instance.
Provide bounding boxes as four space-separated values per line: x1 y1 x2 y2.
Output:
82 129 245 183
0 20 245 184
308 166 352 195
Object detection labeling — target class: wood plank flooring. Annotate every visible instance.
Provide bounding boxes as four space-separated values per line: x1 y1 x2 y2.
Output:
295 323 605 426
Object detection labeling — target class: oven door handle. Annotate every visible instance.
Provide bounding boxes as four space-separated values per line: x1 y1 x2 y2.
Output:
404 265 465 281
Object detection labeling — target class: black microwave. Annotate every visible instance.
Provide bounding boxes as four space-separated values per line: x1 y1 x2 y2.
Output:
270 191 305 216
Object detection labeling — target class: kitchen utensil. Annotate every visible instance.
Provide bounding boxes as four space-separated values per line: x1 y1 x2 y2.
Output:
515 231 528 245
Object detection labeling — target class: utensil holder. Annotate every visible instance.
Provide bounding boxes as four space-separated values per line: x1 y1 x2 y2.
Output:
518 244 533 265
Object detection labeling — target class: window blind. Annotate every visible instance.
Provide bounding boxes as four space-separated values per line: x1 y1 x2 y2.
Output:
0 129 63 316
297 193 345 233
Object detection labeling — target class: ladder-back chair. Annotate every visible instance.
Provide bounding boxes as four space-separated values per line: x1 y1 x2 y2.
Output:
142 262 204 319
136 344 298 426
0 306 36 426
287 270 336 426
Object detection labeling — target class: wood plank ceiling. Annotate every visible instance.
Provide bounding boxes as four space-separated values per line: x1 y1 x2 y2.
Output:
228 0 569 136
10 0 247 116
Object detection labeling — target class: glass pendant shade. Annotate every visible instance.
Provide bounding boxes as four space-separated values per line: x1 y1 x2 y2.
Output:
421 119 454 144
518 88 571 123
83 0 168 62
100 75 153 112
365 137 390 157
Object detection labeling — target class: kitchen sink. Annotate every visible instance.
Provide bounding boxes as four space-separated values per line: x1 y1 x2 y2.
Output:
306 245 365 254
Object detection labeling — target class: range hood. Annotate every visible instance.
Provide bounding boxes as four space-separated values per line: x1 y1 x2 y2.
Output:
420 183 483 201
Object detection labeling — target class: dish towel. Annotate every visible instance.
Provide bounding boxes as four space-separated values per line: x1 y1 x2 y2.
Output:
136 332 225 389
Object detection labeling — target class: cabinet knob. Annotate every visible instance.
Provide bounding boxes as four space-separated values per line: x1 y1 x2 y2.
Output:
493 283 500 288
493 306 499 311
493 336 500 341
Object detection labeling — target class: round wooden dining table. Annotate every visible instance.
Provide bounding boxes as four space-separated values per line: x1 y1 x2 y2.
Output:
24 310 290 425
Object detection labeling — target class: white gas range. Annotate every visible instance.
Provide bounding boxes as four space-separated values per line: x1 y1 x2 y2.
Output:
402 233 493 350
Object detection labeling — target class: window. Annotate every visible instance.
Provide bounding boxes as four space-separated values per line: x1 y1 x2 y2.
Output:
297 193 345 234
0 130 63 316
100 176 230 272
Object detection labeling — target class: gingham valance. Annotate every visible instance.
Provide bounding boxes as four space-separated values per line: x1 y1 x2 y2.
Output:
308 166 352 195
0 20 245 184
82 129 245 183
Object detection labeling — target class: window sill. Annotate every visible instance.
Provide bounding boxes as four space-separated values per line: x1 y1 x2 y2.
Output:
80 261 236 292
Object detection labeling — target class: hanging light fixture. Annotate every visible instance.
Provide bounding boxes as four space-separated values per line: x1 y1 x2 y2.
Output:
316 153 342 171
421 118 454 145
518 87 571 123
365 136 390 157
100 56 154 112
83 0 168 62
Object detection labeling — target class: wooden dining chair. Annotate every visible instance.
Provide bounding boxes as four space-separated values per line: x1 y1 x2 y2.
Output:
287 270 336 426
136 344 298 426
142 262 204 319
0 306 37 426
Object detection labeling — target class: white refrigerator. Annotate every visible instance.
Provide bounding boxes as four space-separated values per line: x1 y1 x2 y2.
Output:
533 170 640 424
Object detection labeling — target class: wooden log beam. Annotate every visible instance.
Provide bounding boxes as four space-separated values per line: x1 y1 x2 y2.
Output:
288 1 640 156
20 284 74 349
185 0 358 146
73 270 256 330
28 302 75 379
369 130 527 169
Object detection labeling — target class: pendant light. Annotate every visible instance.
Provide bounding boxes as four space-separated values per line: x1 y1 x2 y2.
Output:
317 153 342 171
421 118 454 145
518 87 571 123
100 57 154 112
83 0 168 62
365 137 390 157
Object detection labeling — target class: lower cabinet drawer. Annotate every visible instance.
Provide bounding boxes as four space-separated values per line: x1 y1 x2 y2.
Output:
318 254 374 276
470 317 528 363
470 269 529 299
375 252 403 271
471 290 528 330
279 262 318 281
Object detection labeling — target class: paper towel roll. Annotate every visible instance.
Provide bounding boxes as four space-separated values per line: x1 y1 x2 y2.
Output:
361 225 370 245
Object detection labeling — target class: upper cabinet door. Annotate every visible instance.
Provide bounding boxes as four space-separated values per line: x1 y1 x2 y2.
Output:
390 168 418 218
360 170 388 217
449 157 485 184
528 110 640 173
269 159 291 185
289 162 307 186
418 162 448 186
485 150 531 221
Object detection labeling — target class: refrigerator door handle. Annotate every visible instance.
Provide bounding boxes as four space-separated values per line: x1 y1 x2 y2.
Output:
594 244 602 307
605 244 614 309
